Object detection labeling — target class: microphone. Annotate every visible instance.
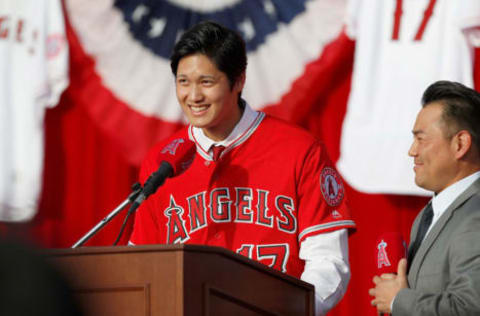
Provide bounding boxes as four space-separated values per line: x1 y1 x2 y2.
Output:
375 232 407 274
131 138 196 210
72 138 196 248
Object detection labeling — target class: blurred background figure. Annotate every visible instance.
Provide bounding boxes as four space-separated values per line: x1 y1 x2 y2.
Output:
0 238 82 316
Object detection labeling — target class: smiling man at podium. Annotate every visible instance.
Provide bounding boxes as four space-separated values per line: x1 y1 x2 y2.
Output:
129 21 356 315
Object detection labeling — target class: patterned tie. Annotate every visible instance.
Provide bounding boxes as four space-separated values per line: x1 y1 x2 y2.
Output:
407 202 434 271
212 145 225 162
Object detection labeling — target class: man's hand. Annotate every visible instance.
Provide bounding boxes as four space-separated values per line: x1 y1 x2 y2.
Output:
368 258 408 314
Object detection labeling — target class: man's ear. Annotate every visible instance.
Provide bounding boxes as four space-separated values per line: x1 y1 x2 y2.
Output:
235 72 246 92
452 130 472 160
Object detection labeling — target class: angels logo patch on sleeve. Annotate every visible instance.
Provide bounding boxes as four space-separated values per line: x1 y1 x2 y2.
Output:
320 167 345 206
161 138 184 155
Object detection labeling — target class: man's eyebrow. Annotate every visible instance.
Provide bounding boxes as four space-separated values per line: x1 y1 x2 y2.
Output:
176 74 217 79
198 75 216 79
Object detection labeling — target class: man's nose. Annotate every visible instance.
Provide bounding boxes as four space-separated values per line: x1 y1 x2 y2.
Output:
189 85 203 102
408 141 417 157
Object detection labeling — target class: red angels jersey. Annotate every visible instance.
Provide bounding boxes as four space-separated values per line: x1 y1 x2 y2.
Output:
337 0 480 195
0 0 68 221
130 112 355 278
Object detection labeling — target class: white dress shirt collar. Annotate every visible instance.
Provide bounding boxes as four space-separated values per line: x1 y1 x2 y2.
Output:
429 171 480 233
192 103 259 152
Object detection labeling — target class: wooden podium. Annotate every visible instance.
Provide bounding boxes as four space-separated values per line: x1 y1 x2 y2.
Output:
48 245 314 316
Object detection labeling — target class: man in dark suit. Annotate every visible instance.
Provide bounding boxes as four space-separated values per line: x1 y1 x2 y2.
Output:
369 80 480 315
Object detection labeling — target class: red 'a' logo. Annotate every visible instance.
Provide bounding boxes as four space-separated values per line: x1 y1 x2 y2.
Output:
377 239 391 269
164 195 189 244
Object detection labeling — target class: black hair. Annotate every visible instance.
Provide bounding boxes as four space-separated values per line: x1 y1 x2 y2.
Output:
422 80 480 151
170 21 247 90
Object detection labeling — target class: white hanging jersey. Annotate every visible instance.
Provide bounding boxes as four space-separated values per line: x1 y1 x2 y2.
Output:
337 0 480 195
0 0 68 221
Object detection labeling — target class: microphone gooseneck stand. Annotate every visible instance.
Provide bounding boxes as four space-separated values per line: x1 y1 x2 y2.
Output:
71 183 142 248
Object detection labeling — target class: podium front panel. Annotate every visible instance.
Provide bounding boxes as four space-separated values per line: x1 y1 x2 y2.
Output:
48 245 314 316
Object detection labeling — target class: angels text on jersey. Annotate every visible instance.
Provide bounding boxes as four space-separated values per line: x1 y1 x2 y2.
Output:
163 187 297 272
164 187 297 244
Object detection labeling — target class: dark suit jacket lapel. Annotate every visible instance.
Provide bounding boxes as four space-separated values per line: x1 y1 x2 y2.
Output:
408 178 480 287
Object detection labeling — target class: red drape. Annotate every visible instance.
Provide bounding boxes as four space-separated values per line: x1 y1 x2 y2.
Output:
35 91 139 248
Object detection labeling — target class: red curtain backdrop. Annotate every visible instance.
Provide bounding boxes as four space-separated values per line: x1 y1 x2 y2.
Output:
3 9 477 316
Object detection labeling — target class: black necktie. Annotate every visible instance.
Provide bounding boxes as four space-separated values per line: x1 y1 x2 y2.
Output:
407 202 434 271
